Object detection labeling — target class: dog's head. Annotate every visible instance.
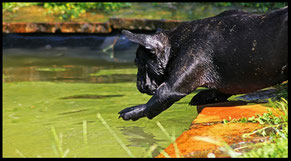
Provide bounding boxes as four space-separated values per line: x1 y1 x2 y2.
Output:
122 29 171 95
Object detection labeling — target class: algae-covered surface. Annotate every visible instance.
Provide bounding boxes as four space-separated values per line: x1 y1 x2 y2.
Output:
3 51 199 158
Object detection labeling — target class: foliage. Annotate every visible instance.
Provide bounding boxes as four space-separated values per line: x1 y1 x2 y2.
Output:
273 81 288 100
3 2 131 21
222 97 288 158
242 137 288 158
2 2 39 12
42 2 131 20
232 98 288 158
3 2 287 21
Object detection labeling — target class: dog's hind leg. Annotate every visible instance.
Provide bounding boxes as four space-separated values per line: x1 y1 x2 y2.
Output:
189 89 232 106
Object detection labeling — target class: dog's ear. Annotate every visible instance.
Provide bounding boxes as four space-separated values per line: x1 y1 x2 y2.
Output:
122 30 166 52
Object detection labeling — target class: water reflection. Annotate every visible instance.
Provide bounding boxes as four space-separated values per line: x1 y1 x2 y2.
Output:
3 48 138 83
3 65 138 83
3 33 140 83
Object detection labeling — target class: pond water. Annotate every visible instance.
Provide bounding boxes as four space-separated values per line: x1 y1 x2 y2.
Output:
3 34 199 158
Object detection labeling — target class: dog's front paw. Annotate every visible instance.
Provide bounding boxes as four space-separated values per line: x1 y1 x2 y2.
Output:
118 104 147 121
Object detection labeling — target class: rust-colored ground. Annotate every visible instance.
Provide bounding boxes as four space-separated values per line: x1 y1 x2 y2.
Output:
156 103 283 158
194 104 283 124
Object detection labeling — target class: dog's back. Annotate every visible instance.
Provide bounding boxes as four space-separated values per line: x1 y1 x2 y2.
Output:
168 7 288 94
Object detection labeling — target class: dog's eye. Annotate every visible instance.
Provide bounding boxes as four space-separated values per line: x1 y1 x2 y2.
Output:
150 50 155 54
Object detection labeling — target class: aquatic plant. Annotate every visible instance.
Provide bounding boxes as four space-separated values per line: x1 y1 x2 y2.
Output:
156 121 181 158
97 113 135 158
51 126 70 158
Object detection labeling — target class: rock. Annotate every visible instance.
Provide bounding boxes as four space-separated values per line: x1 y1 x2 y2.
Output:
3 22 58 33
193 103 283 124
59 22 111 33
2 22 112 33
3 18 186 33
156 103 284 158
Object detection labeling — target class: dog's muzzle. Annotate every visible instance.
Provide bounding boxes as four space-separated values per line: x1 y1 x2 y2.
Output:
137 81 157 95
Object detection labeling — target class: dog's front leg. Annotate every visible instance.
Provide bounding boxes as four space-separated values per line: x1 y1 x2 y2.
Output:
118 83 186 121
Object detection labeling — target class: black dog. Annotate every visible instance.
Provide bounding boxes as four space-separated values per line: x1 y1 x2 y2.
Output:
119 7 288 121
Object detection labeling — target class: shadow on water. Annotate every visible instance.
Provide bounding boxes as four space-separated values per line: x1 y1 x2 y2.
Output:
235 88 279 103
119 126 165 157
194 88 281 114
196 101 248 114
58 109 89 115
60 94 124 99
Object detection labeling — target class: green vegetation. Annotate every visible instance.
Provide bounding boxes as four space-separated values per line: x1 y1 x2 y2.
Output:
242 135 288 158
222 97 288 158
274 82 288 100
3 2 287 22
3 2 131 21
42 2 131 20
2 2 38 12
240 98 288 158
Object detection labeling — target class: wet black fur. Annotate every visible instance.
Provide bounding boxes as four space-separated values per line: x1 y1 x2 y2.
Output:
119 7 288 121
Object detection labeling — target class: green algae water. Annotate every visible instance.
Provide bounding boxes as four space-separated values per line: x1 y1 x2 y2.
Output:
3 48 198 158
